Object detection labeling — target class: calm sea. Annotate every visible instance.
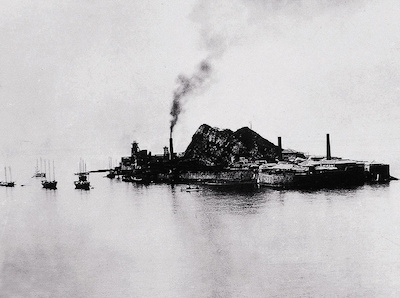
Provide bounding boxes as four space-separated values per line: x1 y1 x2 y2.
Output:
1 159 400 297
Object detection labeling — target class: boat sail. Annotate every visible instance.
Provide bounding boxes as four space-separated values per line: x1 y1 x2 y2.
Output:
0 166 15 187
41 160 57 189
74 159 91 190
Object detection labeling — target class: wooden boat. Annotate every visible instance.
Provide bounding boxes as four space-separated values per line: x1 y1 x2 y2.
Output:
32 159 46 178
1 167 15 187
42 160 57 189
74 159 91 190
42 180 57 189
74 177 90 190
0 181 15 187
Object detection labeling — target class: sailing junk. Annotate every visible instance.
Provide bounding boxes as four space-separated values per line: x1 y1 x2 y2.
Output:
0 166 15 187
41 160 57 189
75 174 90 190
74 159 90 190
33 158 46 178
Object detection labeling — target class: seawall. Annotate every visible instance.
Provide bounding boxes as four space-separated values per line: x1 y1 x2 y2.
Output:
179 169 257 184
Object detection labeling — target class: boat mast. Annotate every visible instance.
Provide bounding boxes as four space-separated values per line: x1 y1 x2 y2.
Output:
41 159 45 181
53 161 55 181
4 166 7 182
48 160 51 181
9 167 12 182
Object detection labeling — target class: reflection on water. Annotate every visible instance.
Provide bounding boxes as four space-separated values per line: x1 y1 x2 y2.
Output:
0 173 400 297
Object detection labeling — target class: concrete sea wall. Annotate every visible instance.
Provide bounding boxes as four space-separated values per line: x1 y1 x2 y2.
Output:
179 169 257 183
258 172 295 187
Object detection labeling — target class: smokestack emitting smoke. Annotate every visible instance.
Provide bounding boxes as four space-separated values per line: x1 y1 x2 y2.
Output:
169 60 212 133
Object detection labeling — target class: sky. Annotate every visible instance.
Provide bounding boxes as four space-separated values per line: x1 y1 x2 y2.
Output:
1 0 400 171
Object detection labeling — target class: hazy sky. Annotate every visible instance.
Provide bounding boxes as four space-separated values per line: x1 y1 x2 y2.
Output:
1 0 400 168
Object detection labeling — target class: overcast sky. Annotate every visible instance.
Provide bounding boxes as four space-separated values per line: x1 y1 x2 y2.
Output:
1 0 400 169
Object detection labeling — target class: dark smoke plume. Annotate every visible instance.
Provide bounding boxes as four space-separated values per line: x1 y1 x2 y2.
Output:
170 60 211 133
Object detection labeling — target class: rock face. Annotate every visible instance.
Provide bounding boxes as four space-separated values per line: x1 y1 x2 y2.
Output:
183 124 277 167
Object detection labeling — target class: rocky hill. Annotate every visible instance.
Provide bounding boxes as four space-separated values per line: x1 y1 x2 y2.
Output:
182 124 278 167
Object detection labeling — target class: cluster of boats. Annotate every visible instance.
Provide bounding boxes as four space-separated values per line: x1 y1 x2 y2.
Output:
1 159 92 190
33 168 90 190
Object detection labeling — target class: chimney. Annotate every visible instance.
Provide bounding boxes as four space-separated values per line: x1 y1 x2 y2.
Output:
169 131 174 161
326 133 331 160
277 137 283 161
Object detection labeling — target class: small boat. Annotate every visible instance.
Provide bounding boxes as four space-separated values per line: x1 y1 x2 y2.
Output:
74 159 91 190
0 167 15 187
32 158 46 178
33 171 45 178
42 160 57 189
42 180 57 189
74 175 90 190
0 181 15 187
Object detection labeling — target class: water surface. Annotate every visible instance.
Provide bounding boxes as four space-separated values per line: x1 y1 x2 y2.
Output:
1 170 400 297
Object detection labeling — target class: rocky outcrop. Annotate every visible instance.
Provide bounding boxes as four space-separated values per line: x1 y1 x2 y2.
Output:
183 124 277 167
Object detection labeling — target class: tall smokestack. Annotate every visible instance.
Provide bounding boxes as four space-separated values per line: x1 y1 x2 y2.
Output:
169 131 174 161
277 137 283 161
326 133 331 160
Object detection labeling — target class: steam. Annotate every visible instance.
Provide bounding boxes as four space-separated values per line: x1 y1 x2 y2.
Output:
168 0 371 135
169 1 249 133
170 60 212 133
